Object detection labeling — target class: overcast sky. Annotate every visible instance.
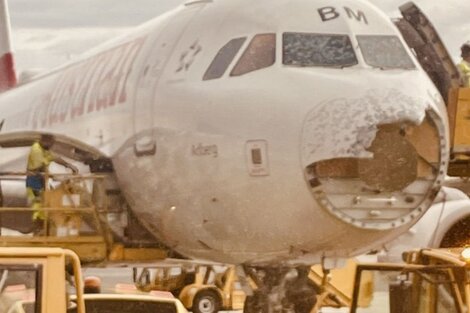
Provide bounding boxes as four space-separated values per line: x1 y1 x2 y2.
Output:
7 0 470 72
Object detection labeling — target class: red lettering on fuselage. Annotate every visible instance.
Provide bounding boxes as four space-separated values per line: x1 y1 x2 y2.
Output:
29 36 146 129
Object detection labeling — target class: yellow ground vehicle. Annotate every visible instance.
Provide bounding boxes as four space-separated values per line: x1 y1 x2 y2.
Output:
0 246 190 313
134 262 374 313
316 248 470 313
133 264 245 313
0 247 85 313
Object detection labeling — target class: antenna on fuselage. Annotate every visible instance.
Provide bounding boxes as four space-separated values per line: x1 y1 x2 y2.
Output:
0 0 16 92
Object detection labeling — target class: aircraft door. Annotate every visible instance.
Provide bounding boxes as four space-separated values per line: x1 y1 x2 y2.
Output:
133 6 201 156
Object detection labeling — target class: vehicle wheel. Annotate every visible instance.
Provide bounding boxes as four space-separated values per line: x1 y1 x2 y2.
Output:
286 267 317 313
192 289 221 313
243 291 266 313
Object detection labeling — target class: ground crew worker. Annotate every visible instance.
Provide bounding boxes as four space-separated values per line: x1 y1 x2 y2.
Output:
84 276 102 294
458 41 470 87
26 134 78 229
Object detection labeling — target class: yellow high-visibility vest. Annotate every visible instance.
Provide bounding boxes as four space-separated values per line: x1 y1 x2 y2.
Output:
458 60 470 87
27 142 54 172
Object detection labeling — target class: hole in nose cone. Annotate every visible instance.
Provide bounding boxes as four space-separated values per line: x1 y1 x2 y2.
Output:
304 110 446 230
358 124 418 192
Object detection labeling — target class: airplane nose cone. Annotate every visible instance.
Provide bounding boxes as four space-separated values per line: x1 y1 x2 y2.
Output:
301 89 447 230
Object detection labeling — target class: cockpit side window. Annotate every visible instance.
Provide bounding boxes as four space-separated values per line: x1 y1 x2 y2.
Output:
230 33 276 76
203 37 246 80
357 35 416 70
283 32 357 68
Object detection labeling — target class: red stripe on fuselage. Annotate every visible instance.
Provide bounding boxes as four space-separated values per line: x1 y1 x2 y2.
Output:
0 52 16 92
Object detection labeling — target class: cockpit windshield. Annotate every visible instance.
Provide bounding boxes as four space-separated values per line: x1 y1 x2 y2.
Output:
282 32 358 68
357 35 416 70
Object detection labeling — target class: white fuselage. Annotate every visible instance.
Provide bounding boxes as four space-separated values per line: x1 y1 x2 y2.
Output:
0 0 448 265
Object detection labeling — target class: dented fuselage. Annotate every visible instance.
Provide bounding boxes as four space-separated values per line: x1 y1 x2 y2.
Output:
0 0 448 265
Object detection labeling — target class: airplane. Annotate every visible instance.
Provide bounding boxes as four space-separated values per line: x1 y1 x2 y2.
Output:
0 0 450 311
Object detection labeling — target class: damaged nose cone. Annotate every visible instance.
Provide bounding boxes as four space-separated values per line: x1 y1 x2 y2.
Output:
358 124 418 192
301 91 447 230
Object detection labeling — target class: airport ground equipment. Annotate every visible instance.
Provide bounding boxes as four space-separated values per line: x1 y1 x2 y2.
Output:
0 246 189 313
339 247 470 313
309 259 374 311
226 248 470 313
69 292 189 313
132 261 373 313
396 2 470 177
0 247 86 313
392 2 470 249
133 264 245 313
0 173 166 264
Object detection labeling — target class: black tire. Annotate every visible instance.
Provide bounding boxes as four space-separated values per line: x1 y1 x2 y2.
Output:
192 289 221 313
243 295 256 313
286 280 317 313
243 291 267 313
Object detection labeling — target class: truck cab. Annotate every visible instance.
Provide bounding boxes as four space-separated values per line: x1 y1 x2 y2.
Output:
0 247 85 313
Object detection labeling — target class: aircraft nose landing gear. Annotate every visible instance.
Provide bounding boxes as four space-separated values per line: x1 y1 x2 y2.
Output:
243 266 317 313
285 266 318 313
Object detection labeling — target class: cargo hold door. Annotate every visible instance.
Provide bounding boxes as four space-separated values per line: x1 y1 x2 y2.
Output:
394 2 460 103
